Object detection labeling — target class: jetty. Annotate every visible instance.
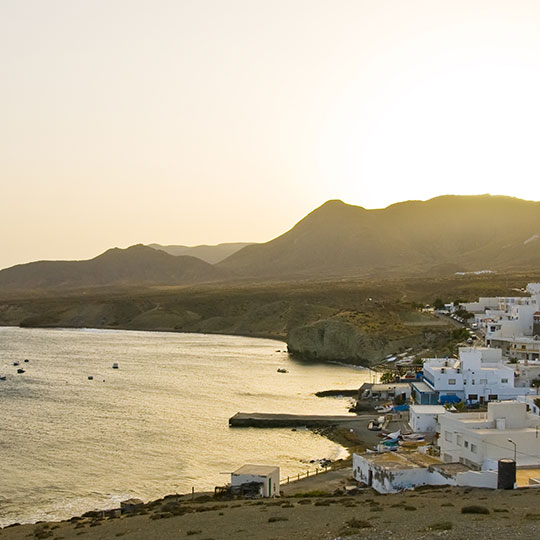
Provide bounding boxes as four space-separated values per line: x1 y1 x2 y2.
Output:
229 412 369 428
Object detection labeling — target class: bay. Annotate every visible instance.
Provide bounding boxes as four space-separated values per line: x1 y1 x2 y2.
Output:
0 327 371 526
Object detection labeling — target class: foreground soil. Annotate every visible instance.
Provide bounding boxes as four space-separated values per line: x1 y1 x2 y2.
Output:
2 485 540 540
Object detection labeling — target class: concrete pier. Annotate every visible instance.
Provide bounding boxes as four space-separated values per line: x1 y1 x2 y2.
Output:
229 412 368 428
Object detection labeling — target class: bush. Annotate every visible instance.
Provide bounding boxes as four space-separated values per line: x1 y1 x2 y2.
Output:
461 505 490 515
346 518 372 529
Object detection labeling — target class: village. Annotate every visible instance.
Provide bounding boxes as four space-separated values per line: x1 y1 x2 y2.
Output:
224 283 540 498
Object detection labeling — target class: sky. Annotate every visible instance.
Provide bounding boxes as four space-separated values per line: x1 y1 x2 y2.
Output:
2 0 540 270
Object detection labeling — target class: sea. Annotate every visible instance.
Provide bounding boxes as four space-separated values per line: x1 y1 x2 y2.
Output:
0 327 373 526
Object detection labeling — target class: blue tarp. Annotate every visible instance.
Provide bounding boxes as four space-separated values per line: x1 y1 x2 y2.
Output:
440 394 461 404
392 404 410 412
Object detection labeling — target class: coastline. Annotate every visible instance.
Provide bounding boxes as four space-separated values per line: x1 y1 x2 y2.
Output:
1 323 288 344
1 326 371 529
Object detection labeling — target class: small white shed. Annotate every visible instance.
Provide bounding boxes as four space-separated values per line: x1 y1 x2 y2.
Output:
409 405 446 433
231 464 280 497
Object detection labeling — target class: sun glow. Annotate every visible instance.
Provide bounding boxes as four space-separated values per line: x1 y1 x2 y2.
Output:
317 17 540 208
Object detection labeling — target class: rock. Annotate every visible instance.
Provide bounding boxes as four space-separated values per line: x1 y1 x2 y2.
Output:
287 320 387 365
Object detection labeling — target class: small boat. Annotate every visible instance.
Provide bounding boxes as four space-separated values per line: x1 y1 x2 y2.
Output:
277 368 288 373
24 359 29 363
368 420 382 431
112 363 119 369
17 368 25 374
0 375 6 381
13 361 19 366
88 375 94 380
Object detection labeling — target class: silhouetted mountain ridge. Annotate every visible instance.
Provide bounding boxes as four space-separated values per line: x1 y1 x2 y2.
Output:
219 195 540 278
1 195 539 292
0 245 227 291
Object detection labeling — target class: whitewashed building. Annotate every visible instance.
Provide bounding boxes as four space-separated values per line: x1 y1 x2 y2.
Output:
231 464 279 497
409 405 447 432
422 347 531 404
438 401 540 470
352 452 496 493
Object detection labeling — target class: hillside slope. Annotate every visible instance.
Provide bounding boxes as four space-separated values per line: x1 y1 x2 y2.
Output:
0 245 228 292
219 195 540 278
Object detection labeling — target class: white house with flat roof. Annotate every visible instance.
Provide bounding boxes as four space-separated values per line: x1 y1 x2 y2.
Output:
438 402 540 470
409 405 446 433
422 347 532 404
352 451 496 493
231 464 279 497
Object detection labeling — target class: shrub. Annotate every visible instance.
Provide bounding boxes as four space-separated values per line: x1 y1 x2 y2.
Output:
461 505 490 515
346 518 372 529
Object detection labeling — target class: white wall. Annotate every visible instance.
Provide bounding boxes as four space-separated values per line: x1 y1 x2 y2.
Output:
231 470 279 497
410 407 445 432
456 470 497 489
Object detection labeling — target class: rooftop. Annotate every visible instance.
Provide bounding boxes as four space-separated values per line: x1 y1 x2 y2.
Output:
411 381 437 393
358 451 443 470
410 405 446 414
371 383 411 392
232 464 279 476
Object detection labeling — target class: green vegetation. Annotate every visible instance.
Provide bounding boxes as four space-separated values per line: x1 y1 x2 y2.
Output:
380 371 395 383
433 298 445 310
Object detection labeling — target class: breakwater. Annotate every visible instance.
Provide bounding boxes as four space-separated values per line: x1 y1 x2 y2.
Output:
229 412 368 428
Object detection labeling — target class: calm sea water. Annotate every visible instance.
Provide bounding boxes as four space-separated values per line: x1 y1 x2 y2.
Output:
0 327 372 526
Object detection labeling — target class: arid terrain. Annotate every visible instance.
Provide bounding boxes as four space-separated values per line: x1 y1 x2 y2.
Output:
1 483 539 540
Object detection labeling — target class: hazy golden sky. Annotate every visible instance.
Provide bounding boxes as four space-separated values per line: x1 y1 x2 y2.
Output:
2 0 540 269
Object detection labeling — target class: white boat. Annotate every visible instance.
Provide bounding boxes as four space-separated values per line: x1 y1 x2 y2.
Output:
368 420 382 431
0 375 6 381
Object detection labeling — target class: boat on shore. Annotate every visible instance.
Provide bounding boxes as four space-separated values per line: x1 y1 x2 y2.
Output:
112 363 119 369
17 368 25 374
277 368 288 373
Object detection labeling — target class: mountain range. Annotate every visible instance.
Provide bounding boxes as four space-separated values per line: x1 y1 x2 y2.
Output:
147 242 254 264
1 194 539 293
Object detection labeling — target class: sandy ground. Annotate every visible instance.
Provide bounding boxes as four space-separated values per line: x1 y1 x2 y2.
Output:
2 485 540 540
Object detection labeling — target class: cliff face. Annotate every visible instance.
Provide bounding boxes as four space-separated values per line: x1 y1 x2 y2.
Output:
286 318 452 366
287 320 389 366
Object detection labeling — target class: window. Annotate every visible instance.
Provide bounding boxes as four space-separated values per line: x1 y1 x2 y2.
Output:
468 394 478 401
464 441 469 448
472 379 475 385
488 394 498 401
456 435 463 446
445 431 453 442
479 379 487 384
448 379 456 385
471 443 477 454
501 378 508 384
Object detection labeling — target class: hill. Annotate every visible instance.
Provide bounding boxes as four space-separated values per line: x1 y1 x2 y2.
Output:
147 242 254 264
219 195 540 278
0 244 228 292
